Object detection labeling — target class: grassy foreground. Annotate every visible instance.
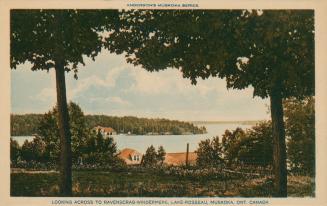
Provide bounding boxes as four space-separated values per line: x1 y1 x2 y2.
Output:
11 170 314 197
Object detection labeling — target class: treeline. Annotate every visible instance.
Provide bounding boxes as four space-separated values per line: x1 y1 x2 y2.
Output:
11 112 206 136
11 114 43 136
192 120 260 125
85 115 206 135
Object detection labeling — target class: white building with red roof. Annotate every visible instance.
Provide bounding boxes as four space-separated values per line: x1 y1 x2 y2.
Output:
94 126 117 137
118 148 143 165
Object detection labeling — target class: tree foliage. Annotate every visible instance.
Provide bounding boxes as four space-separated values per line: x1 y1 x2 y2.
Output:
221 123 273 167
142 145 166 167
142 145 157 167
20 136 46 162
221 128 246 165
81 131 121 166
108 10 314 98
157 146 166 165
196 136 224 168
10 139 21 164
11 10 120 77
11 114 43 136
37 102 89 164
285 97 315 175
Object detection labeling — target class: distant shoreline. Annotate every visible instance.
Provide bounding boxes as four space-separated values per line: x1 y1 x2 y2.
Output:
192 120 264 125
10 113 264 125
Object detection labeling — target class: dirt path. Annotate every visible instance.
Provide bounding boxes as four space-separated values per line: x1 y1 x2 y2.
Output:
11 168 58 174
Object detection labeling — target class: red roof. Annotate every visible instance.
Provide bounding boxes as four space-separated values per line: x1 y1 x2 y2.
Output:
119 148 140 158
94 126 116 133
118 148 142 165
164 152 197 166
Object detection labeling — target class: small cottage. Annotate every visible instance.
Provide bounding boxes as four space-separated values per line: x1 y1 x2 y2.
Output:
118 148 143 165
94 126 117 137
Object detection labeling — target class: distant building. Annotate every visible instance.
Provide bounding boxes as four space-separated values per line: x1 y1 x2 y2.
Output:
118 148 143 165
164 152 197 166
94 126 117 137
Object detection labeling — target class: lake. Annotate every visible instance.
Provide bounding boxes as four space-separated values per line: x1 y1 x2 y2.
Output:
11 123 254 153
113 123 253 153
11 136 35 146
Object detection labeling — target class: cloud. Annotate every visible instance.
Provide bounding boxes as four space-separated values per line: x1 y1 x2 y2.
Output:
105 96 131 106
68 66 126 99
34 66 127 102
105 66 125 87
33 87 56 102
68 75 107 99
32 69 56 102
89 96 131 106
126 67 221 97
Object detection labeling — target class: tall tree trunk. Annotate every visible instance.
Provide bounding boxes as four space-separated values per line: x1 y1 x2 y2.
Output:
270 86 287 197
55 59 72 196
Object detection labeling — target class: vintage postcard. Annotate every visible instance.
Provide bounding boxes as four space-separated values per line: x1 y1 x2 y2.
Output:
1 0 327 206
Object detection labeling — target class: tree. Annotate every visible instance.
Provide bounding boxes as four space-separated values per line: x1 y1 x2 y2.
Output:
38 109 61 163
38 102 90 164
108 10 314 196
157 146 166 165
20 136 46 162
100 134 119 165
141 145 166 167
221 128 246 165
196 136 224 168
81 131 120 166
10 139 21 164
240 122 273 166
36 102 121 167
11 10 120 195
68 102 90 163
142 145 158 167
284 97 315 175
221 122 273 167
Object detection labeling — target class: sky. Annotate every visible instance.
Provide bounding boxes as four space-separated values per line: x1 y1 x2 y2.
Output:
11 51 270 121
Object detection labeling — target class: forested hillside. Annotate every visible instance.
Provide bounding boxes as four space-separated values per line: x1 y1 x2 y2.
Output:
11 114 207 136
11 114 43 136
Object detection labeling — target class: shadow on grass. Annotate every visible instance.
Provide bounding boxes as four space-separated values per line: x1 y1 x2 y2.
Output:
11 171 314 197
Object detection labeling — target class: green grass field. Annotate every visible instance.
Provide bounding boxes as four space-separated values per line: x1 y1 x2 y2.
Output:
11 170 314 197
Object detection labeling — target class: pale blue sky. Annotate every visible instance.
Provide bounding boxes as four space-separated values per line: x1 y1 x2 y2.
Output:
11 51 270 121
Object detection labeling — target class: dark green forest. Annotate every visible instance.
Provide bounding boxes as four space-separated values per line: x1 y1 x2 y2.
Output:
11 113 207 136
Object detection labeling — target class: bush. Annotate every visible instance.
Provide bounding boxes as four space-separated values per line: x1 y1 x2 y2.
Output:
195 136 224 168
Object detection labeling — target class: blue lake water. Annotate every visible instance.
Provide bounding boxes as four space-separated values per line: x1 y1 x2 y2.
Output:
11 123 253 154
